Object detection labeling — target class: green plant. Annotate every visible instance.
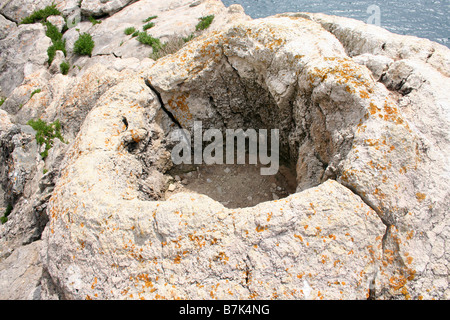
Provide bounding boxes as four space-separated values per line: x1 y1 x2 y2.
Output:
88 16 101 25
1 204 13 224
44 22 66 64
132 30 139 37
44 21 63 42
143 15 158 23
143 22 155 31
47 39 67 64
30 88 42 98
0 97 5 107
137 32 162 52
60 61 69 75
195 15 214 31
20 4 61 24
43 168 48 174
183 33 196 43
27 119 65 159
149 35 187 60
124 26 136 35
73 32 95 56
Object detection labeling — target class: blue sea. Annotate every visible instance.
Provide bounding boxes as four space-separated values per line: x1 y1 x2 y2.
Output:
222 0 450 48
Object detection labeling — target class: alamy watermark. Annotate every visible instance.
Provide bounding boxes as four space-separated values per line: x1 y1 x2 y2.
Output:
171 121 280 176
367 4 381 26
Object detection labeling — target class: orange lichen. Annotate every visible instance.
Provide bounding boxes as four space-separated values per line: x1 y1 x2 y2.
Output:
256 225 268 232
416 192 426 203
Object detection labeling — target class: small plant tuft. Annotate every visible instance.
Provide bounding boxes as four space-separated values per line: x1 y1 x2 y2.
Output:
143 15 158 23
30 88 42 98
0 97 5 107
183 33 196 43
1 204 13 224
27 119 65 159
60 61 70 75
44 22 66 64
124 26 136 35
88 16 101 25
73 33 95 56
143 22 155 31
195 15 214 31
137 32 162 52
20 4 61 24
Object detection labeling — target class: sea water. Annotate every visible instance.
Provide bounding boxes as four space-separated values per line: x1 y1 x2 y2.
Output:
222 0 449 48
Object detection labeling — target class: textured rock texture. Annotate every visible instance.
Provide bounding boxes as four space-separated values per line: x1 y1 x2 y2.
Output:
0 0 449 300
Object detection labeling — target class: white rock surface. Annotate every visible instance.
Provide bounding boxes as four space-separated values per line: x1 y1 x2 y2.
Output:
80 0 136 17
0 24 51 97
0 240 43 300
0 1 448 301
0 12 16 40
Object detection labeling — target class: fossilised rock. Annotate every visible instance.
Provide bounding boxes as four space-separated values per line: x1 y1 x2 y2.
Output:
40 15 450 300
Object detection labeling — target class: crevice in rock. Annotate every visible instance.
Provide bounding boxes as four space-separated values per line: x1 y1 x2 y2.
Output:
0 11 18 25
144 79 182 129
335 179 390 227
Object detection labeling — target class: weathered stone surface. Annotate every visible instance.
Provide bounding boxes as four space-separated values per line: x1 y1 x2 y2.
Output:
0 0 54 23
63 0 249 62
0 1 448 301
0 13 16 40
0 240 42 299
80 0 136 17
0 24 51 97
287 12 450 78
39 71 385 298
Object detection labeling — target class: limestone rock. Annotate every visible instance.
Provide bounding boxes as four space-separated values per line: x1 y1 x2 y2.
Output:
0 0 55 23
80 0 136 17
0 13 16 40
48 50 66 74
46 15 66 33
0 240 43 300
288 12 450 77
0 2 448 301
63 0 249 62
0 23 51 97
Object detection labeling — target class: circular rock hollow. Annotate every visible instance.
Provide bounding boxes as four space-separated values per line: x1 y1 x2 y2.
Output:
167 158 297 209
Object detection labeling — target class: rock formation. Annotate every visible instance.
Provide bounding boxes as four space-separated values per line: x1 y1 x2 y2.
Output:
0 0 448 300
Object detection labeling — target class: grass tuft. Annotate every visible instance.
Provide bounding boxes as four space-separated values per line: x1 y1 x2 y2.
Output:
88 16 101 25
137 32 162 52
143 15 158 23
21 4 61 24
73 33 95 56
44 22 66 64
143 22 155 31
30 88 42 98
124 26 136 35
195 15 214 31
0 204 13 224
60 61 70 75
